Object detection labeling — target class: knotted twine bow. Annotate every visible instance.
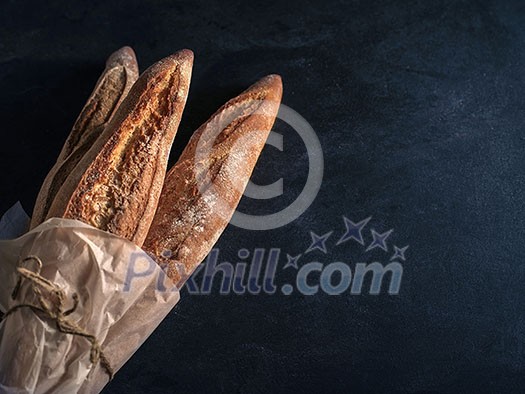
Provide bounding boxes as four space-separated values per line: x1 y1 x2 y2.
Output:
1 256 114 380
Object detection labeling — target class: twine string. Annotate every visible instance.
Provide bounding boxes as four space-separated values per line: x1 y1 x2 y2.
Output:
2 256 114 380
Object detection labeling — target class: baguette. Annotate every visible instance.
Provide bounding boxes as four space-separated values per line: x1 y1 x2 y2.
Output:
46 49 194 246
143 74 283 285
30 46 139 229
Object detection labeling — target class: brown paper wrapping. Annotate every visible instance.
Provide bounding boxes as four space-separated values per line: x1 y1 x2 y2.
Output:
0 218 180 393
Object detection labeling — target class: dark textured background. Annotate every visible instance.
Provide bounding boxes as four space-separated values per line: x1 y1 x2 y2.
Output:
1 0 524 393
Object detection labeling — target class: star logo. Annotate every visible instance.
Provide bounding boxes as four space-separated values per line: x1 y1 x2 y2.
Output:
366 229 393 252
305 231 333 254
336 216 371 246
284 253 301 269
391 245 409 261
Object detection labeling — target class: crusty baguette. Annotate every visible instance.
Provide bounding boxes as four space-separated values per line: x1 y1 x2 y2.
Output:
30 46 139 229
143 74 283 285
46 49 194 246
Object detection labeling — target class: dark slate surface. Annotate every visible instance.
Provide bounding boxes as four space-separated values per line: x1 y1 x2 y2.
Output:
1 0 524 393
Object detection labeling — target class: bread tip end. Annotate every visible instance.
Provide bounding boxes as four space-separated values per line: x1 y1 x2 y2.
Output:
266 74 282 82
259 74 282 88
107 46 138 70
255 74 283 99
175 49 194 66
159 49 194 71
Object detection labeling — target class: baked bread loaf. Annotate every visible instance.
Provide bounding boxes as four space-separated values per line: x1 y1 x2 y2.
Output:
46 49 194 246
143 74 282 285
30 47 139 229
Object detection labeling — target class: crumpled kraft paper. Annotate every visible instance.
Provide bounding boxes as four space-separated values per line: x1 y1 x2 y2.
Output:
0 206 180 393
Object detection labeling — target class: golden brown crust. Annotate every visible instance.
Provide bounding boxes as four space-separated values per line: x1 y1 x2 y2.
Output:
30 47 139 229
143 74 283 286
46 49 194 246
